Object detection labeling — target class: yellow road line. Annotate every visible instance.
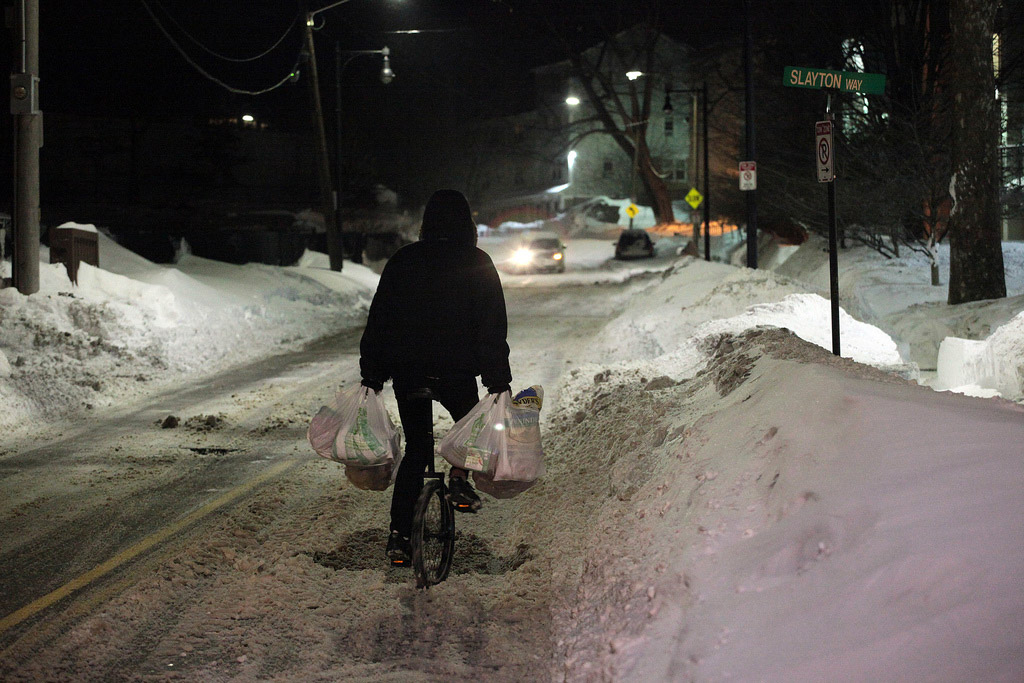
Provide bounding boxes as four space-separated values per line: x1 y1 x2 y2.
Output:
0 458 300 634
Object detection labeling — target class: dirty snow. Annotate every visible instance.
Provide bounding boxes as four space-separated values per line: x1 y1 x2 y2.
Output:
2 223 1024 681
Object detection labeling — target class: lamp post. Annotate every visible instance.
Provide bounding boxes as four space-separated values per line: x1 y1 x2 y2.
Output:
302 0 393 271
301 11 344 270
334 44 394 265
664 82 710 262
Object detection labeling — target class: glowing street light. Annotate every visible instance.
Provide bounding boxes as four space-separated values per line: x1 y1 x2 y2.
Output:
626 70 643 81
241 114 255 123
565 95 580 106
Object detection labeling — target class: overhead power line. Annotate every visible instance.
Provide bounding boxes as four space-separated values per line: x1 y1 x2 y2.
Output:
139 0 304 95
145 0 300 63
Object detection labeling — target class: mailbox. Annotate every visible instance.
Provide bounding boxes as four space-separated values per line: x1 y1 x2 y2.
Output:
49 226 98 284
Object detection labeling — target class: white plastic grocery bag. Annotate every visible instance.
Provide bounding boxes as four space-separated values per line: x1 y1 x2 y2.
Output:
335 385 401 466
440 392 509 473
440 385 545 489
307 396 345 460
306 384 401 467
493 386 545 482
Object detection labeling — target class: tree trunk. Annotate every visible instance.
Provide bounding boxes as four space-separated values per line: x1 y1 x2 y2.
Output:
637 141 675 225
946 0 1006 304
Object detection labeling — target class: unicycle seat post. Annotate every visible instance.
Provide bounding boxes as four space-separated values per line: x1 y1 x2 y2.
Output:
407 386 444 480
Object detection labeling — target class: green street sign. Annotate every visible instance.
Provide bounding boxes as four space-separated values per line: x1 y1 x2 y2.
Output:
783 66 886 95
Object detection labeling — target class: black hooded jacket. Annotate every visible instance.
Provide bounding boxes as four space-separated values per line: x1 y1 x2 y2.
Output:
359 190 512 391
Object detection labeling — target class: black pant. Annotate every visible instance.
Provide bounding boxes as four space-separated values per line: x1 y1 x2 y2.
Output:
390 376 479 537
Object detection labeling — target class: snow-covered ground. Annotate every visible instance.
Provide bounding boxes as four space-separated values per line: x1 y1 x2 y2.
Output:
0 226 375 439
2 222 1024 680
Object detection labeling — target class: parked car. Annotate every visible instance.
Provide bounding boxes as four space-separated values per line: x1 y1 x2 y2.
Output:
507 232 566 273
614 229 655 259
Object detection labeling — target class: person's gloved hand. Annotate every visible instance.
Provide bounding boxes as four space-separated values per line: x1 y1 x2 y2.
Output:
487 383 511 395
361 378 384 392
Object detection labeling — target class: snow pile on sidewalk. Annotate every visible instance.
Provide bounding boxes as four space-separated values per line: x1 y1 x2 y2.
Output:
934 310 1024 398
581 256 905 376
517 327 1024 681
776 235 1024 372
0 224 376 438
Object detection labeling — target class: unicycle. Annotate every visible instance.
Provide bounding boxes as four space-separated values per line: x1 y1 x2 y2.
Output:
408 391 456 588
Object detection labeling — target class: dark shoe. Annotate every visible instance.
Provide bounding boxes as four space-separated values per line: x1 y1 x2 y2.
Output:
447 475 482 513
386 530 411 567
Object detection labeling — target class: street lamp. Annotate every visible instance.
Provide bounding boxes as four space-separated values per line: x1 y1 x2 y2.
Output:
334 44 395 264
663 82 711 262
301 0 396 271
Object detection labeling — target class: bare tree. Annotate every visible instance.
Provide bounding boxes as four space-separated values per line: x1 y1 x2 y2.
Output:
563 25 676 223
520 1 689 225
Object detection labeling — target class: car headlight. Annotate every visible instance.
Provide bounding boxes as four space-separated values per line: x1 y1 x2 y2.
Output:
511 248 534 266
552 252 563 260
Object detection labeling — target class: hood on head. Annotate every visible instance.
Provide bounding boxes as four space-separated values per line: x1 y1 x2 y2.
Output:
419 189 477 247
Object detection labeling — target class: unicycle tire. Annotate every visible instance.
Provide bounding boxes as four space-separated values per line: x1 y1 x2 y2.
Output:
411 478 455 588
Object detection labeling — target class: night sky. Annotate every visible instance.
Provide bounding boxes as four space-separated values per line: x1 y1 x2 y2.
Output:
1 0 743 211
30 1 570 126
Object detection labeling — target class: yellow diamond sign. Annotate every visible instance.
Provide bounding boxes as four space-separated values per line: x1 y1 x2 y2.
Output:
625 203 640 218
685 188 703 209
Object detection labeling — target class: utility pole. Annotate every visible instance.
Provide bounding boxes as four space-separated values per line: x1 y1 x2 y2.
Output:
302 10 343 271
334 41 345 264
10 0 41 294
743 0 758 269
702 81 710 262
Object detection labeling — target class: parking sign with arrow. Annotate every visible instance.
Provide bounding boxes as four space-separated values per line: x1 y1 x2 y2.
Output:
816 120 833 183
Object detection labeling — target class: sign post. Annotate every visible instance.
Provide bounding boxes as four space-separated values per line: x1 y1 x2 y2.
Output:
820 113 841 357
784 66 885 357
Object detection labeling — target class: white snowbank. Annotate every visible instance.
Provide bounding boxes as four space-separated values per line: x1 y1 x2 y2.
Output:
0 233 375 437
935 310 1024 397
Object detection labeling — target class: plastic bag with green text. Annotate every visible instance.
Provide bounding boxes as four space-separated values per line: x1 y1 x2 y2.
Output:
307 384 401 467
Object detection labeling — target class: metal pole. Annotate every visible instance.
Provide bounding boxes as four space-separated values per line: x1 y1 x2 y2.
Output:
828 179 840 356
702 81 710 262
743 0 758 269
690 92 699 247
303 14 343 271
333 41 345 263
13 0 40 294
826 100 840 356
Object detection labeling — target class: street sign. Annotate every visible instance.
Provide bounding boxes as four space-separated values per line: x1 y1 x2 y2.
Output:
739 161 757 191
783 66 886 95
625 203 640 218
684 188 703 209
815 120 834 183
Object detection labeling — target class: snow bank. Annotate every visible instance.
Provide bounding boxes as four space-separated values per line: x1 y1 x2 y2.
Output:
583 257 904 371
0 234 375 438
524 327 1024 682
777 236 1024 373
935 310 1024 398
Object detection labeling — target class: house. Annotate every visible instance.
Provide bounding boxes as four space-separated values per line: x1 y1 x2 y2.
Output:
464 26 696 229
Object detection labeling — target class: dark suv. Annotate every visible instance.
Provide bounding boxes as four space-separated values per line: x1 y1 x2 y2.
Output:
614 230 655 259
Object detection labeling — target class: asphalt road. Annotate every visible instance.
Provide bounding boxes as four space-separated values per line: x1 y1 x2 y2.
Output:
0 281 633 653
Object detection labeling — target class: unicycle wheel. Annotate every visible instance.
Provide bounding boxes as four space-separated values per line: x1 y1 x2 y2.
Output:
411 478 455 588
